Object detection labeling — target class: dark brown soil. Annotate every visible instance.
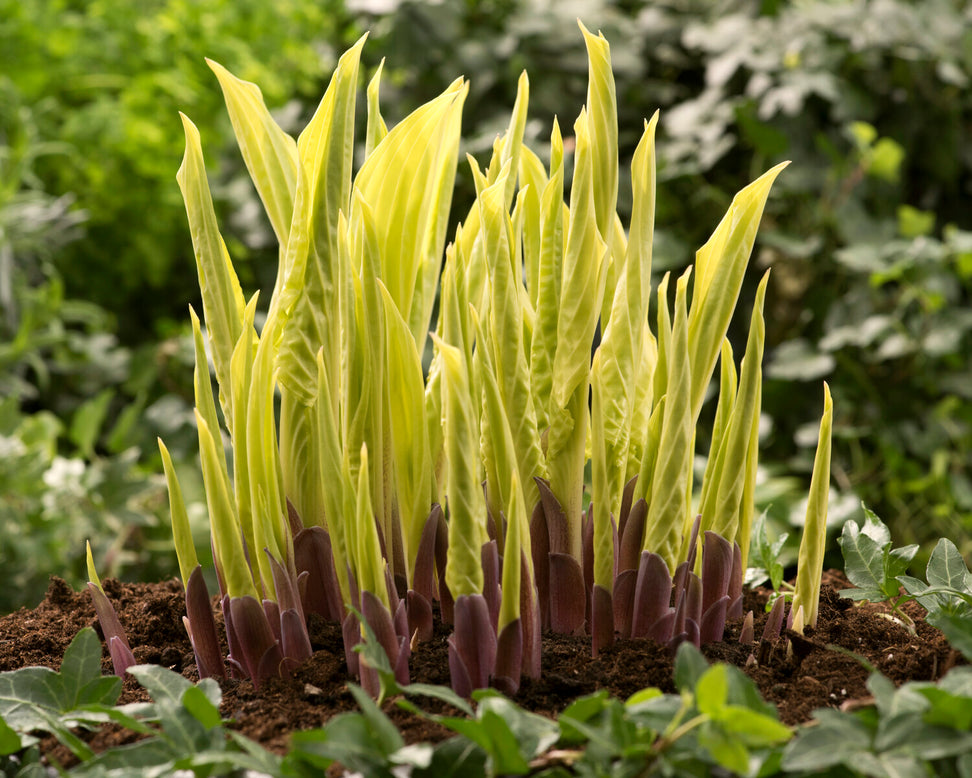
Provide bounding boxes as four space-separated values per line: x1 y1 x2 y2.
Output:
0 570 963 766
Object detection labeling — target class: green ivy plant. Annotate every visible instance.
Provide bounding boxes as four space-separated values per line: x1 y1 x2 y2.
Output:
840 507 972 658
4 629 972 777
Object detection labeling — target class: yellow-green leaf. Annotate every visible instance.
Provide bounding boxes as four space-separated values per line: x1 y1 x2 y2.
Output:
159 438 198 585
435 334 486 599
176 114 245 425
354 79 468 351
791 383 833 632
207 59 298 248
277 35 366 410
687 162 787 421
702 272 767 546
643 269 694 568
365 59 389 159
196 410 256 600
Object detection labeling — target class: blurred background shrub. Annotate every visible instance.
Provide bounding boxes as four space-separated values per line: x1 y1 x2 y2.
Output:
2 0 970 610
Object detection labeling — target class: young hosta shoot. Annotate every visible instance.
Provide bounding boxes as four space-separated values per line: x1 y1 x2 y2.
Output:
159 438 225 680
84 542 134 677
790 383 834 634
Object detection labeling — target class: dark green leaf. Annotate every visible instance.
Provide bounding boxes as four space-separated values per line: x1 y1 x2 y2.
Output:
68 738 177 776
782 712 874 771
59 627 106 708
476 693 559 763
838 515 890 596
674 642 709 693
181 685 222 730
748 511 788 591
414 737 488 778
348 683 404 755
77 676 123 707
289 713 396 777
936 666 972 697
478 709 531 774
887 544 920 578
402 682 474 717
559 693 609 745
698 721 749 775
695 664 728 718
927 610 972 661
126 664 193 707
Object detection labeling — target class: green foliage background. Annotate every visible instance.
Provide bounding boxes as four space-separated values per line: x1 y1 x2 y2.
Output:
2 0 972 612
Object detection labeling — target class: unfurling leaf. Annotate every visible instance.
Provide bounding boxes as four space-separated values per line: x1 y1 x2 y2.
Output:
791 383 833 633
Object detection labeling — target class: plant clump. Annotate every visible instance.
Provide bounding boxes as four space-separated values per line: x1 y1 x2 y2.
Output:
88 24 834 698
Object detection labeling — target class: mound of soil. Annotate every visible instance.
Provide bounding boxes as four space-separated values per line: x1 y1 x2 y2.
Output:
0 571 963 764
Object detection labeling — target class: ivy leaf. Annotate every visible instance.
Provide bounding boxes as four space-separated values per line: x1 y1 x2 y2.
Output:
0 628 121 754
838 506 915 601
559 691 611 744
60 626 120 709
925 537 972 591
674 642 710 693
782 709 875 772
926 610 972 661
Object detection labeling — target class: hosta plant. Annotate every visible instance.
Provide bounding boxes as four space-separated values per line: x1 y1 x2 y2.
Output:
89 24 834 698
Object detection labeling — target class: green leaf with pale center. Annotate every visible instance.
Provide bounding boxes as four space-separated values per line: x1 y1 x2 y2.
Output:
195 410 255 600
277 35 365 410
480 166 543 514
643 269 694 568
379 281 433 577
354 443 387 607
702 271 768 546
207 59 297 250
354 79 467 351
687 162 788 423
528 120 565 433
365 59 388 159
176 114 245 427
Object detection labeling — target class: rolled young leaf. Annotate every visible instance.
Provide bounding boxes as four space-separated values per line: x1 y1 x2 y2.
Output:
276 34 366 411
275 39 366 573
480 166 544 516
529 119 565 435
642 269 694 570
379 282 433 582
547 107 607 563
700 271 768 547
353 443 388 611
590 115 659 625
85 542 135 676
579 22 618 247
195 409 258 601
434 334 486 599
354 78 468 351
158 438 198 586
790 383 833 633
